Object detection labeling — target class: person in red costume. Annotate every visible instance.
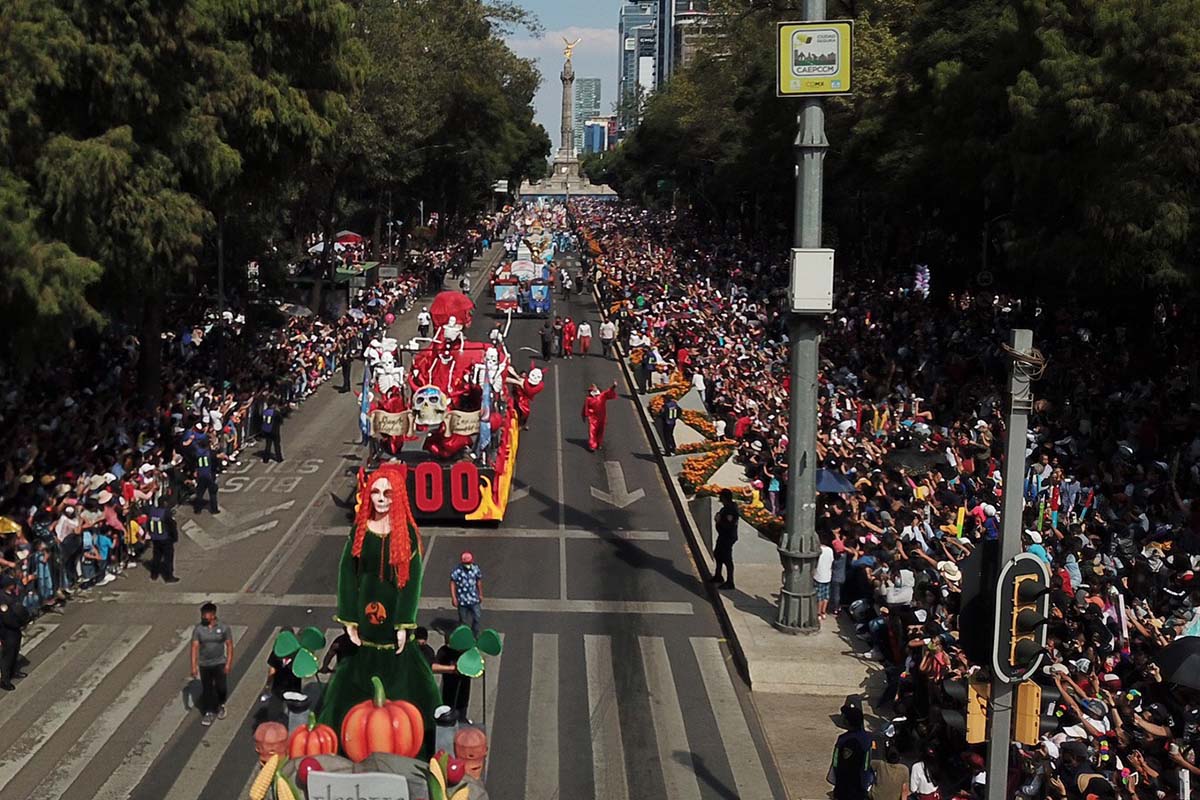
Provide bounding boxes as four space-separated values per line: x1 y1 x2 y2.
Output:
507 366 546 430
581 381 618 451
423 423 472 460
562 317 577 359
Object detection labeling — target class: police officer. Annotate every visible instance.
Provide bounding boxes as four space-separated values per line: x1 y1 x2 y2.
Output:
661 396 681 455
146 503 180 583
0 581 30 690
260 396 283 463
339 337 353 392
193 444 220 514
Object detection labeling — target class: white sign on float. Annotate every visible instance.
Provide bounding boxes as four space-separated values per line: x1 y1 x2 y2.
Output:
306 771 411 800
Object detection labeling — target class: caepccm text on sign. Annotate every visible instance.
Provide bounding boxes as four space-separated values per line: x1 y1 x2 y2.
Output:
776 21 854 97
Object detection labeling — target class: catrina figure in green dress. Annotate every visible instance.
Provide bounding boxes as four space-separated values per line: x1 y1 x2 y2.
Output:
317 463 441 751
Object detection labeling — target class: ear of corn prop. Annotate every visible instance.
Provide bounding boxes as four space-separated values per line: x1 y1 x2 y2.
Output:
249 754 280 800
274 773 302 800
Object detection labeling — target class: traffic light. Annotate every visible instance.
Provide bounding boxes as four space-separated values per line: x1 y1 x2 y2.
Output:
941 677 991 744
1014 681 1063 744
993 553 1051 682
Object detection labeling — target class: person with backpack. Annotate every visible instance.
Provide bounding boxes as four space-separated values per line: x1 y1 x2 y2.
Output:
146 503 180 583
260 396 283 463
827 700 875 800
710 489 740 589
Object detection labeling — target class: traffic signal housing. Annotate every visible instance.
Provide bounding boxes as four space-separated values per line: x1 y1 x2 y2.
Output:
1014 681 1062 745
993 553 1051 683
941 677 990 744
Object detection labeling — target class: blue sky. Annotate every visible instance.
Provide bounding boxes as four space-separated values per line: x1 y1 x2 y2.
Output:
505 1 621 144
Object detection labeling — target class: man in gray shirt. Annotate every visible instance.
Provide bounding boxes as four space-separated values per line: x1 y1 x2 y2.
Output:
190 601 234 726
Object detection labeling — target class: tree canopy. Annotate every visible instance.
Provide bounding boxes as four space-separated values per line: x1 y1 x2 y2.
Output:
594 0 1200 299
0 0 549 379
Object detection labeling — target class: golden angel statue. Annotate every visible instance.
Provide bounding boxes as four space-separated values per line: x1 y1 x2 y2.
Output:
562 36 581 61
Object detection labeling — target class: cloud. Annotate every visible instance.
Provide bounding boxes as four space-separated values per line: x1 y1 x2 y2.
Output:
508 26 619 58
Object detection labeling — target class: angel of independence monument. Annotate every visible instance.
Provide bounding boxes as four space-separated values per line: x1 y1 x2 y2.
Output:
519 38 616 200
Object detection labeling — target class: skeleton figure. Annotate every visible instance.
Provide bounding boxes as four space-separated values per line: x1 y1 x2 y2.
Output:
411 385 449 428
375 351 405 395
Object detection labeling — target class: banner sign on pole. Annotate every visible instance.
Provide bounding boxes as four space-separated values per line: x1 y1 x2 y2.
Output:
776 21 854 97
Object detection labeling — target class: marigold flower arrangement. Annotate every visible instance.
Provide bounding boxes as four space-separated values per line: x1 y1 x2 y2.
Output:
679 448 734 494
680 409 717 439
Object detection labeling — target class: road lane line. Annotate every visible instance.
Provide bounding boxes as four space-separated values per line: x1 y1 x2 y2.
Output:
640 636 703 800
31 628 192 799
94 625 249 800
0 624 102 731
0 625 152 785
19 623 59 655
554 364 566 530
163 629 279 800
585 635 630 800
690 637 775 800
524 633 558 800
316 526 671 541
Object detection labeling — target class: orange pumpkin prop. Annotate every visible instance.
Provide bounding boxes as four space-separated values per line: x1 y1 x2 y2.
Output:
341 675 424 762
288 712 340 758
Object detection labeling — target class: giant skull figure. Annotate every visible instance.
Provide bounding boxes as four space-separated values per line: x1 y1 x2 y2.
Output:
412 385 449 427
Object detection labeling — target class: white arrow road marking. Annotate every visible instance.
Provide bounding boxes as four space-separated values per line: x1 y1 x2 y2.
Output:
590 461 645 509
180 520 219 551
508 484 530 502
210 499 296 528
182 518 281 550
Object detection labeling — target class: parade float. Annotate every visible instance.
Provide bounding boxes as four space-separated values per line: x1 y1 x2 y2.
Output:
248 460 502 799
360 290 529 523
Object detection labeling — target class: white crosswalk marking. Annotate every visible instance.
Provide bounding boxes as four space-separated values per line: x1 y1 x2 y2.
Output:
163 628 279 800
93 624 250 800
691 637 775 800
0 624 152 786
0 624 100 731
20 623 59 656
524 633 558 800
584 634 630 800
468 631 505 735
31 627 193 799
640 636 702 800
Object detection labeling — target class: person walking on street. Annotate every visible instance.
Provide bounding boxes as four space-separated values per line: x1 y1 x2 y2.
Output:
449 552 483 636
190 601 234 726
339 338 353 392
260 396 284 463
581 381 618 451
0 581 31 690
417 306 432 339
576 319 592 356
709 489 739 589
552 316 565 357
636 350 652 394
660 396 681 455
146 503 180 583
562 317 577 359
539 322 554 361
599 319 616 360
193 444 220 514
458 275 471 295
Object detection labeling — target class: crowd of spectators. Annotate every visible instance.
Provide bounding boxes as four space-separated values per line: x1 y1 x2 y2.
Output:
0 214 504 626
578 201 1200 800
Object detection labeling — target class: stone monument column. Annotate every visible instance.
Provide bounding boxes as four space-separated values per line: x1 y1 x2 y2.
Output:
559 56 575 158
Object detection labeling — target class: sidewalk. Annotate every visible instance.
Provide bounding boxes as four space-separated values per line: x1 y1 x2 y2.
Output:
615 353 883 800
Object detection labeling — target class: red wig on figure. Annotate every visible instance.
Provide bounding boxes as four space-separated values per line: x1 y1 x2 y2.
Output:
350 463 422 587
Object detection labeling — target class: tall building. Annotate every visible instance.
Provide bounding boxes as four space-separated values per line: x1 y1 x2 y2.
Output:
618 1 658 132
583 117 610 154
572 78 602 155
658 1 713 85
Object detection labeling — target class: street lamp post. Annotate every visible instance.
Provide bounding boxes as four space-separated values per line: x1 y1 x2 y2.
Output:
776 0 829 634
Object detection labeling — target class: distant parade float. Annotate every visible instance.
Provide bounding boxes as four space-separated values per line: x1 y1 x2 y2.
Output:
359 290 529 523
491 227 557 317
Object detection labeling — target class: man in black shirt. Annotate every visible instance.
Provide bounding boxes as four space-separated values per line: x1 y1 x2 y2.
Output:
710 489 740 589
0 581 30 690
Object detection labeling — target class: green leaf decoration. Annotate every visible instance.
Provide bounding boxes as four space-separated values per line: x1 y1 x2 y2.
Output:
449 625 476 652
292 648 320 679
298 626 326 652
476 629 503 656
273 630 301 658
456 648 485 678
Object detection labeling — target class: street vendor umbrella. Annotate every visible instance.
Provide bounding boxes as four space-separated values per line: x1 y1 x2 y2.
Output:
366 297 385 307
816 469 856 494
347 308 367 320
308 240 346 255
335 230 364 244
279 303 313 318
1156 635 1200 689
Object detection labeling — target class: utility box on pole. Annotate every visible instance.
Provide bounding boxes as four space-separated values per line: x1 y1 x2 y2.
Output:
789 248 834 313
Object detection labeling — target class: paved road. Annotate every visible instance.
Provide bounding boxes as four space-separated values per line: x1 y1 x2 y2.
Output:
0 247 787 800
